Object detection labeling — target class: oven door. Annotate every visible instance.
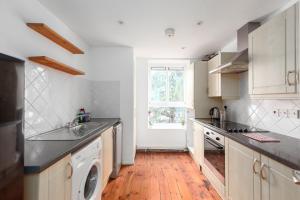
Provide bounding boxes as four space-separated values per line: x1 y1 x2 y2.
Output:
204 135 225 184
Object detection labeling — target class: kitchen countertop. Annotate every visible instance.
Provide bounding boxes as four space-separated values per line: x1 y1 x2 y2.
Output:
24 118 120 174
193 118 300 170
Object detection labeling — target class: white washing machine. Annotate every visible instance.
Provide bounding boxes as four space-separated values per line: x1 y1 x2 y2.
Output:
72 138 102 200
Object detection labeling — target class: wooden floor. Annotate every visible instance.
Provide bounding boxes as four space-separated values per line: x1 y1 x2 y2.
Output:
102 152 221 200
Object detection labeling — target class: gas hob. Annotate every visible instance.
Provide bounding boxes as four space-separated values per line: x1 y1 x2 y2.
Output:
207 121 268 133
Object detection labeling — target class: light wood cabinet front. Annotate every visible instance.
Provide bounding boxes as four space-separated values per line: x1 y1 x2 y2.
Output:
227 139 260 200
208 73 221 97
249 3 298 96
208 55 221 97
102 127 114 191
192 122 204 167
48 154 72 200
226 138 300 200
24 154 72 200
260 155 300 200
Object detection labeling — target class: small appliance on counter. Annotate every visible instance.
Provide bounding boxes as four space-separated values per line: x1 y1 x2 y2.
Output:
209 107 220 120
220 106 227 122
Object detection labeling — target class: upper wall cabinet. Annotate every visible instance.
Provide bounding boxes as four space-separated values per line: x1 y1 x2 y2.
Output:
248 3 299 99
208 52 240 99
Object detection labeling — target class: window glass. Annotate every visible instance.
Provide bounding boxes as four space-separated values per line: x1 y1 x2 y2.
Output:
150 69 167 102
148 107 186 126
168 70 184 102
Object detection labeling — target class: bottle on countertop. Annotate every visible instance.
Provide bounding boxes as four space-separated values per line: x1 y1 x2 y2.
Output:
78 108 85 123
77 108 91 123
220 106 227 122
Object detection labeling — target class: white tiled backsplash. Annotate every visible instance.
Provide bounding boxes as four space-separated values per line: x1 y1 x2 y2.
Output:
91 81 120 118
24 62 92 138
224 72 300 139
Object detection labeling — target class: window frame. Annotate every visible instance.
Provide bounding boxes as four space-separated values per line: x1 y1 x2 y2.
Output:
147 62 188 129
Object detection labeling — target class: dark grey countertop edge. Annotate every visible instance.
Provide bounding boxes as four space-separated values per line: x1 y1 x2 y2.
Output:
191 118 300 170
24 118 120 174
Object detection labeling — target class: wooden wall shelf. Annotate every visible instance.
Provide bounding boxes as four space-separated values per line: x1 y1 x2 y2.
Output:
28 56 85 75
27 23 84 54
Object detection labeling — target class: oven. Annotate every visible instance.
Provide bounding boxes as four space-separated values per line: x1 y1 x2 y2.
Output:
203 127 225 184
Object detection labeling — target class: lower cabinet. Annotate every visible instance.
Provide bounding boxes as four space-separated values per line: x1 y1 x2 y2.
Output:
226 138 300 200
226 139 260 200
24 154 72 200
261 155 300 200
101 127 114 191
192 122 204 168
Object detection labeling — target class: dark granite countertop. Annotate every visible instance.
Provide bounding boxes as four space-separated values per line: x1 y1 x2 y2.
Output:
192 118 300 170
24 118 120 174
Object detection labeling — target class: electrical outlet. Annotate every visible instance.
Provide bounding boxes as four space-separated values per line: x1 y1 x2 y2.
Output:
282 109 288 118
277 109 288 118
272 109 279 117
288 109 300 119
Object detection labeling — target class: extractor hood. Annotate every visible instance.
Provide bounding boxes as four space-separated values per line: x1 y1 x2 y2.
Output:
209 49 248 74
209 22 260 74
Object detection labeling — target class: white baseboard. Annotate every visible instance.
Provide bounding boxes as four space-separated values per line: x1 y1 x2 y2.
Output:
136 146 187 150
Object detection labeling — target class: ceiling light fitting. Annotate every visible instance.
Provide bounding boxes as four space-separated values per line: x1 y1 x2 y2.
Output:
118 20 124 25
197 21 203 26
165 28 175 37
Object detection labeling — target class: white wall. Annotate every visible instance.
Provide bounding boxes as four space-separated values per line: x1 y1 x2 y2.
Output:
135 58 187 150
221 38 237 52
88 47 135 164
0 0 92 137
0 0 90 74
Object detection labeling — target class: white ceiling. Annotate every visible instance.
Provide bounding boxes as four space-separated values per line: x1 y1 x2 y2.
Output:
39 0 287 58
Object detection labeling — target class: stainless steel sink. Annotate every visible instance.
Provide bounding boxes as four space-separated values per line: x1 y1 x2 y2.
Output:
27 122 108 141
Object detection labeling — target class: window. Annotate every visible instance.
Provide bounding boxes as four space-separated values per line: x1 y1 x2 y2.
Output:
148 64 186 129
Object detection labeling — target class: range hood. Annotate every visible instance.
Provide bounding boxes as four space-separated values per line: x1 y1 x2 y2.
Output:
209 22 260 74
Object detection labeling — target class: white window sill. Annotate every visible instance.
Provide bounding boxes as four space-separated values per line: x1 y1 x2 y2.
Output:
148 123 186 130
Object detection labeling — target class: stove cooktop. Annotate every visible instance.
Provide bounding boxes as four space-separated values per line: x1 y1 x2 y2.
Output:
208 121 268 133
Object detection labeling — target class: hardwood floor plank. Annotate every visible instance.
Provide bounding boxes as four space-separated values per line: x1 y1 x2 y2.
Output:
102 152 221 200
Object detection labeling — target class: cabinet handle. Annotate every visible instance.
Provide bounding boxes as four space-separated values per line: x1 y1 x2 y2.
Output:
287 70 296 86
260 163 267 180
293 171 300 185
253 159 260 174
67 162 73 179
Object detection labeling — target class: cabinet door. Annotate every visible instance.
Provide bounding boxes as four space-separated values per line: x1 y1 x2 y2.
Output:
48 154 72 200
24 169 49 200
208 73 221 97
227 139 260 200
261 155 300 200
102 127 113 190
208 55 221 97
249 4 297 95
193 122 204 167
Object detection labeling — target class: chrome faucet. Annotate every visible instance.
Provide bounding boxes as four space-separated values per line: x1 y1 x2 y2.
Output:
65 116 81 128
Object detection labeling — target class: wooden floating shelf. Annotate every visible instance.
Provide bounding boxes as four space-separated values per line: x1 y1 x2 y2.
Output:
28 56 85 75
27 23 84 54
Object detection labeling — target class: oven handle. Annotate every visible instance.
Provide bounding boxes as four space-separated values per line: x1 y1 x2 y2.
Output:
205 137 224 150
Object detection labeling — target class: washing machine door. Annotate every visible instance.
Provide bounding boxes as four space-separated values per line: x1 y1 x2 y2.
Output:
79 159 102 200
